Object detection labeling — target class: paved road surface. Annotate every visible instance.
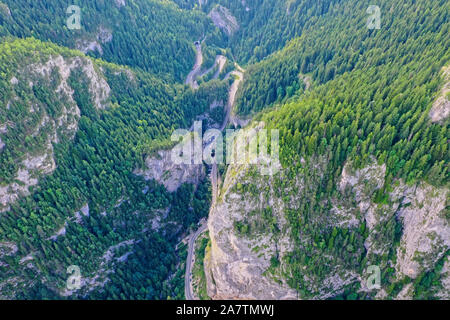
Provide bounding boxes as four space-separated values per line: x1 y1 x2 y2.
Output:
184 220 207 300
184 46 244 300
185 42 203 89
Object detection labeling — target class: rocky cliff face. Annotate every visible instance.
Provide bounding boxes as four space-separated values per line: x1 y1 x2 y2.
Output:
206 124 297 299
206 126 449 299
134 144 205 193
339 161 449 297
0 54 110 211
76 26 113 56
208 5 239 36
394 182 449 279
206 164 297 299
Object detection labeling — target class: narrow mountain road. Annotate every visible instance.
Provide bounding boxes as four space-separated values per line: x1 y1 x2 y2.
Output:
184 40 207 300
184 46 244 300
222 69 243 131
213 56 227 79
185 41 203 89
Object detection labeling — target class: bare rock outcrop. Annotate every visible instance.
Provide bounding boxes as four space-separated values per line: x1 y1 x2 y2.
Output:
114 0 126 8
0 2 11 17
339 160 386 203
208 5 239 36
339 160 449 281
0 55 110 211
0 139 56 212
206 125 296 300
31 54 110 112
134 146 205 193
206 151 449 299
394 183 449 279
60 239 137 297
436 257 450 299
395 283 414 300
76 26 113 56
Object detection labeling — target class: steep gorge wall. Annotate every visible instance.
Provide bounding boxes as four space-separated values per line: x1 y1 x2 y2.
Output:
0 54 110 211
205 126 449 299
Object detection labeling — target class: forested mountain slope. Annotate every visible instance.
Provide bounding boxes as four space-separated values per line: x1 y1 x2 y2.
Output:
234 0 449 115
0 0 236 298
0 0 448 300
208 0 339 62
0 36 220 298
205 0 449 300
0 0 223 82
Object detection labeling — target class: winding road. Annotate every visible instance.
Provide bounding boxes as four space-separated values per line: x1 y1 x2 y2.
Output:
223 70 244 130
184 41 244 300
185 41 203 89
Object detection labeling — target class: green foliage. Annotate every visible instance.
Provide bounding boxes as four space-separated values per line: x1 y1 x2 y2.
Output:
0 0 225 82
239 0 449 297
1 0 448 300
192 232 210 300
236 0 449 116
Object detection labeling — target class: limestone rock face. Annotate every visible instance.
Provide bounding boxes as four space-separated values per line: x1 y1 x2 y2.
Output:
436 257 450 299
76 26 113 56
0 54 110 211
206 124 297 300
31 55 111 111
339 161 449 288
0 2 11 17
206 163 297 300
208 5 239 36
429 65 450 123
394 183 449 279
114 0 126 8
134 148 205 193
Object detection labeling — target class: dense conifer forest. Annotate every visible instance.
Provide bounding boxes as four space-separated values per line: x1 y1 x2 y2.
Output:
0 0 448 299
